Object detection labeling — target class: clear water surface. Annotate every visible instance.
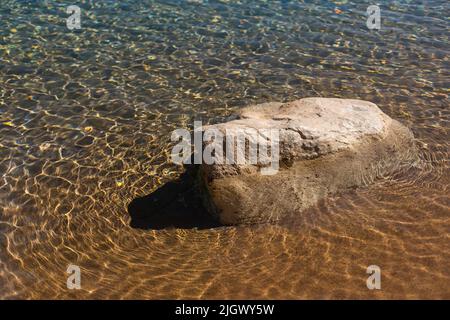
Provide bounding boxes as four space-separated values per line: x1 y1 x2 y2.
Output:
0 0 448 299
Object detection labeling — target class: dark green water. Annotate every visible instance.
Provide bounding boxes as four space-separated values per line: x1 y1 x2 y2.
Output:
0 0 449 299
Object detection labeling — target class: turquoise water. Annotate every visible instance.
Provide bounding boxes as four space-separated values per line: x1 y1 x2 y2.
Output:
0 0 449 299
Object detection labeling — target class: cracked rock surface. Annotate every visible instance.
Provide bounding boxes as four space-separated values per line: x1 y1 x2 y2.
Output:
199 98 418 225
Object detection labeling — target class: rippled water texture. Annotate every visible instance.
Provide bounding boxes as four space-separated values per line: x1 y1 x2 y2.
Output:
0 0 449 299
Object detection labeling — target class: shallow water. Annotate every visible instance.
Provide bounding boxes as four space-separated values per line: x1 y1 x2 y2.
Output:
0 0 449 299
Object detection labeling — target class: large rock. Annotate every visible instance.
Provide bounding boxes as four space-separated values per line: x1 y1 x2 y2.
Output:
198 98 418 225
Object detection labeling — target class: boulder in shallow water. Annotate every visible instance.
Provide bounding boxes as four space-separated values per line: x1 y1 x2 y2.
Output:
198 98 417 225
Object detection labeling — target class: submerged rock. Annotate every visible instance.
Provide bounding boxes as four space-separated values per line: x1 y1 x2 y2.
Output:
198 98 418 225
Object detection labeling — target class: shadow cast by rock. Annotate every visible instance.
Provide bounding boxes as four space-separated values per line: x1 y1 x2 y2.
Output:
128 166 221 230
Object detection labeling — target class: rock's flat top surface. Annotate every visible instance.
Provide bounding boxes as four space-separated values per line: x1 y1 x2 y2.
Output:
208 97 392 163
